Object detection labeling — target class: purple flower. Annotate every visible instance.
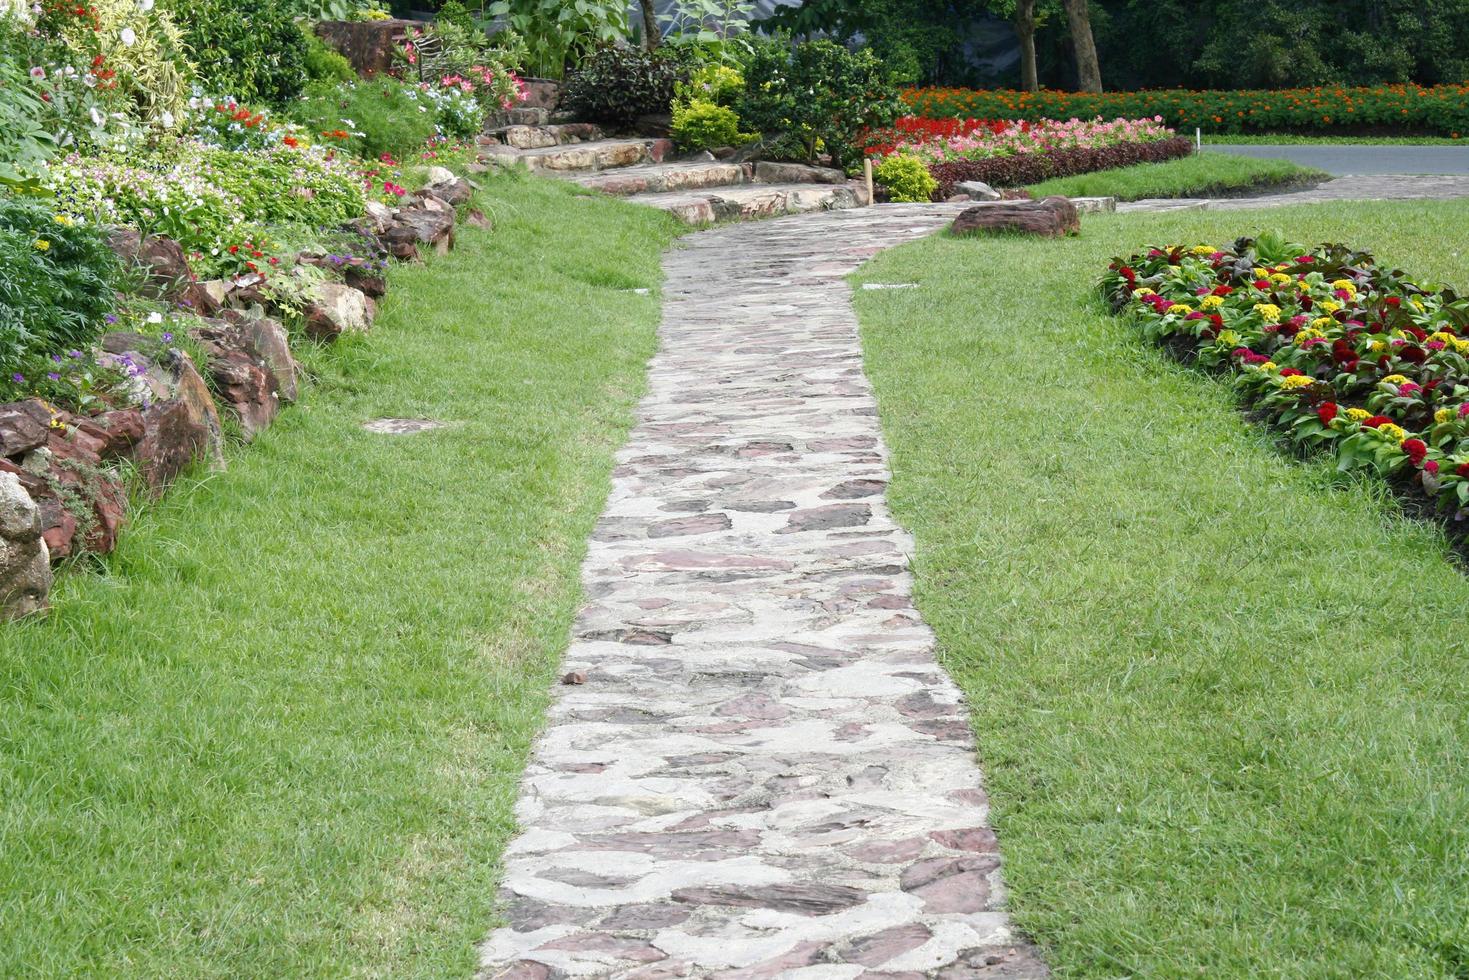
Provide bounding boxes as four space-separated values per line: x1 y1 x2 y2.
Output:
51 353 63 363
161 331 174 342
105 314 118 324
68 350 83 359
11 373 24 383
47 372 60 381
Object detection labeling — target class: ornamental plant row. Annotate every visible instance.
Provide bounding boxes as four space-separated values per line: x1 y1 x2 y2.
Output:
906 84 1469 138
1100 235 1469 530
926 136 1193 198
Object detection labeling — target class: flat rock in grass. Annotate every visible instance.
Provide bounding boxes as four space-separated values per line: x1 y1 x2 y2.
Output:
1069 195 1117 213
955 179 1002 201
952 195 1080 238
304 282 375 342
0 471 50 619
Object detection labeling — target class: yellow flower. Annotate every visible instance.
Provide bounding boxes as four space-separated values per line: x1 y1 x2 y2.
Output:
1411 297 1426 312
1270 273 1292 286
1429 331 1454 344
1369 341 1387 353
1377 423 1407 443
1382 374 1409 385
1454 338 1469 355
1252 266 1268 278
1253 303 1281 321
1330 278 1355 293
1190 244 1215 255
1280 375 1313 389
1134 287 1155 297
1346 408 1370 422
1218 329 1240 346
1436 408 1455 424
1295 328 1323 346
33 239 49 251
1167 303 1193 315
1260 361 1278 371
1200 295 1225 310
1318 300 1341 313
52 213 74 227
1311 316 1334 328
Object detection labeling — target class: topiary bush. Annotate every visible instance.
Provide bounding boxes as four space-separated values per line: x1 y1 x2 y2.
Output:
874 152 937 202
739 38 903 171
561 44 685 128
165 0 310 107
0 195 118 390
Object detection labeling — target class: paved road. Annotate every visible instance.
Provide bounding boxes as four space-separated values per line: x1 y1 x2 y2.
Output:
1206 144 1469 175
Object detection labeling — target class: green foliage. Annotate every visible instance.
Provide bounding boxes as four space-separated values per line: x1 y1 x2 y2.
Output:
0 195 118 388
670 98 753 151
45 0 195 124
675 62 745 106
485 0 627 79
658 0 757 63
166 0 311 107
292 78 446 160
738 38 903 170
303 30 357 84
874 152 937 202
0 25 56 188
562 45 686 127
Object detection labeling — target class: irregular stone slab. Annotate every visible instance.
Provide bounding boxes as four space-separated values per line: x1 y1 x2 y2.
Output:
952 196 1079 238
754 161 847 185
478 204 1041 977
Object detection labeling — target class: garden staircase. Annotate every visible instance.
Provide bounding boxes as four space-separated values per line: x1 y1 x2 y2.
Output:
476 119 871 226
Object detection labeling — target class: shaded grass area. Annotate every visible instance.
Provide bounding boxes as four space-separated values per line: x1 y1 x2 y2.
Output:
853 200 1469 977
1028 152 1324 201
0 173 682 977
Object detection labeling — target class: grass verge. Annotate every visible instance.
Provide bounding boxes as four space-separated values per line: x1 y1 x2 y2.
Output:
1028 152 1324 200
854 200 1469 977
0 172 682 977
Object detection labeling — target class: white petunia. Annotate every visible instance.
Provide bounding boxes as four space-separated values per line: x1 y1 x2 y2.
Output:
146 312 163 324
160 111 174 128
119 26 136 46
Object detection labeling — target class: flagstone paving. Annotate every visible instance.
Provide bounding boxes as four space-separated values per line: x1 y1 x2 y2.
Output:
478 203 1045 979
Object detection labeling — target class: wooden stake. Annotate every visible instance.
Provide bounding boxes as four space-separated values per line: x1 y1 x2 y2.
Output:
863 158 874 205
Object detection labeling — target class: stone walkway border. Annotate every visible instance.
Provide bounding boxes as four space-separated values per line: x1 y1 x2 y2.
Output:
478 203 1047 979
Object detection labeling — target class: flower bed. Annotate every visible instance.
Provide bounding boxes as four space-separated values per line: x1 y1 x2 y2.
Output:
1100 235 1469 538
905 85 1469 138
862 114 1192 197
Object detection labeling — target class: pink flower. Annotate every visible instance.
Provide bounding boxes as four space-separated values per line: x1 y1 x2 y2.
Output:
29 66 45 80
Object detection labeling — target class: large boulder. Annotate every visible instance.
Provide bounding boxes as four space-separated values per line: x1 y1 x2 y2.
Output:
0 399 51 458
102 334 225 491
754 161 846 185
951 195 1080 238
106 229 220 315
189 320 281 440
228 311 299 403
314 19 416 77
304 282 375 341
381 206 455 260
0 471 49 620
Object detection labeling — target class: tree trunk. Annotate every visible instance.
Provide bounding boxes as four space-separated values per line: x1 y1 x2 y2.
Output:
1062 0 1102 93
1014 0 1038 92
638 0 659 50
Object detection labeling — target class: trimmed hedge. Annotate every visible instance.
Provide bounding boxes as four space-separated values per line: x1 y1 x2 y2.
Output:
905 85 1469 137
928 136 1194 197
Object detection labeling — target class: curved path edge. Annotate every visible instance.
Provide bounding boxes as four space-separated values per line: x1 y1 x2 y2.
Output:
479 204 1046 979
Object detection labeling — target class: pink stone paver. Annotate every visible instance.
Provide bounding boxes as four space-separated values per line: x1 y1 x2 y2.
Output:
480 205 1046 979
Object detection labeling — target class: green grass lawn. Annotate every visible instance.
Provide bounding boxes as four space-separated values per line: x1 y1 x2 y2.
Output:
0 172 681 977
854 200 1469 977
1028 152 1324 201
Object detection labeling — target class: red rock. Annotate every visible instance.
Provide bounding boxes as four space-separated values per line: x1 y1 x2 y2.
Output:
951 195 1080 238
671 882 866 915
135 399 209 493
304 282 374 342
73 410 145 459
0 400 52 457
190 320 280 440
843 923 933 967
314 19 416 76
562 670 587 685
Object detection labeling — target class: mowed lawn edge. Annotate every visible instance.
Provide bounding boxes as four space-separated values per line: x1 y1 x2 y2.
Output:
853 201 1469 977
0 172 683 978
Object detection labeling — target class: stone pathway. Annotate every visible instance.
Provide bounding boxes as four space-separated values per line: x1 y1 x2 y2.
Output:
1119 173 1469 212
479 204 1045 979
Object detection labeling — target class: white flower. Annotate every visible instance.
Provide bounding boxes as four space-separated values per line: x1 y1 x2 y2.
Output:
119 26 136 46
90 106 105 126
83 73 97 87
137 0 153 9
146 312 163 324
160 111 174 128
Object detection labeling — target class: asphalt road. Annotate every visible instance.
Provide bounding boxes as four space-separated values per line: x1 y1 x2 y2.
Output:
1205 144 1469 175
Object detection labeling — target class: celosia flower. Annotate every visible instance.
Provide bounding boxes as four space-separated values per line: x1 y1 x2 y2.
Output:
1346 408 1371 422
1253 303 1281 320
1318 402 1338 425
1402 439 1428 465
1280 375 1313 389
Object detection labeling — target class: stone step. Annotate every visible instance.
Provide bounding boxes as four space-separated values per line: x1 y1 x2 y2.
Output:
476 138 668 173
575 161 752 195
625 181 872 225
488 122 605 150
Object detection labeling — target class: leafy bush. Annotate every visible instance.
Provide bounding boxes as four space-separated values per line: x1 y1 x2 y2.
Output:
671 99 749 151
0 195 118 390
50 142 365 273
395 8 528 112
486 0 626 79
43 0 195 124
874 153 935 202
562 45 685 128
1101 236 1469 540
739 38 902 170
926 136 1194 195
905 84 1469 138
292 78 477 161
304 30 356 84
165 0 310 107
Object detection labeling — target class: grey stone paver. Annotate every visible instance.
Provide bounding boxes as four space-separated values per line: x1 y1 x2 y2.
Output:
479 204 1044 979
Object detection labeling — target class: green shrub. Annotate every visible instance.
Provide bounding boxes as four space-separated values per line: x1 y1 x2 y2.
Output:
304 31 357 84
166 0 310 107
486 0 626 79
562 45 686 127
675 62 745 106
739 38 903 170
292 79 440 160
0 195 118 390
874 152 936 202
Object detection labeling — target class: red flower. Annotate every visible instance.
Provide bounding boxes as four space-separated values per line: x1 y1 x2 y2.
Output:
1385 296 1401 308
1425 459 1440 476
1253 279 1271 290
1211 285 1234 296
1402 438 1427 465
1457 463 1469 478
1280 368 1304 377
1399 345 1428 364
1362 415 1393 429
1318 402 1338 425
